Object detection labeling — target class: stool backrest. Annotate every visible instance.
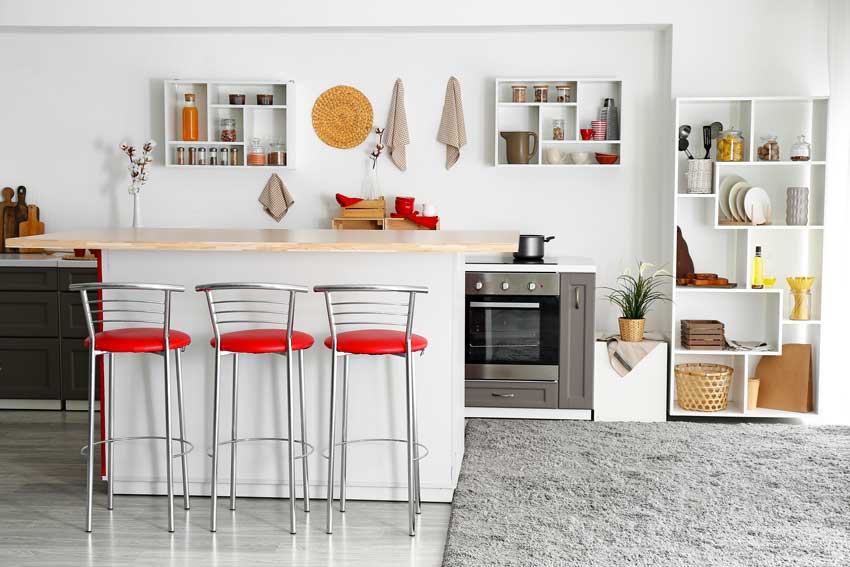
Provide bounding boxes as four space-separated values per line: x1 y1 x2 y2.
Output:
69 282 185 350
195 282 309 350
313 284 429 349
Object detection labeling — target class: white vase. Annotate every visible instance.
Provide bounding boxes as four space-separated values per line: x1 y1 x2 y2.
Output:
361 162 381 201
131 192 142 228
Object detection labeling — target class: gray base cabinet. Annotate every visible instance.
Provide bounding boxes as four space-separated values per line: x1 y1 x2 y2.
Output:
558 272 595 409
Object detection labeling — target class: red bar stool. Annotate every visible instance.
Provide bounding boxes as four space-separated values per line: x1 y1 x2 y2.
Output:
196 282 313 535
314 284 429 536
71 282 192 533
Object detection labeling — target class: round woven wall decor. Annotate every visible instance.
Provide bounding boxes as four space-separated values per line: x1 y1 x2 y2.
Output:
312 85 374 149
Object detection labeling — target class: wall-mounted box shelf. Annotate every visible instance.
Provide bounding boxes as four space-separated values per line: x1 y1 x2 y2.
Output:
163 79 295 169
494 78 623 167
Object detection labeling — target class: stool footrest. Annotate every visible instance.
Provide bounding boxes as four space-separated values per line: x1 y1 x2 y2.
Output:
206 437 314 460
82 436 194 458
320 438 429 462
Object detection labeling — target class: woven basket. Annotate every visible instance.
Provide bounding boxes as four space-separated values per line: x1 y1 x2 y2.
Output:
618 318 645 342
686 159 713 194
675 363 733 412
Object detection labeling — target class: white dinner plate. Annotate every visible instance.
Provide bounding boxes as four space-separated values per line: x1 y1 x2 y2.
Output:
728 181 750 222
736 184 750 222
718 175 744 220
743 186 771 225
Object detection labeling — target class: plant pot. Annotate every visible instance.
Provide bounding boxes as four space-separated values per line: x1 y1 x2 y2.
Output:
747 378 760 410
618 318 646 342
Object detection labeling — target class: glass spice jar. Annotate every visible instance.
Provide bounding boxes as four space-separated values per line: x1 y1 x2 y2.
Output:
533 84 549 103
757 134 780 161
267 140 286 166
247 138 265 166
229 147 240 166
791 135 811 161
511 85 527 103
209 147 217 166
176 147 185 165
198 147 206 166
220 118 237 142
555 85 571 103
220 147 229 166
552 119 565 141
716 128 745 162
188 147 197 166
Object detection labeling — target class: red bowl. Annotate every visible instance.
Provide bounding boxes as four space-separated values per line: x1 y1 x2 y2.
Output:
580 128 593 140
395 196 415 215
595 153 619 165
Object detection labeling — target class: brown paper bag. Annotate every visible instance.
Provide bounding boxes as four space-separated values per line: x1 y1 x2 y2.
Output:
754 344 813 412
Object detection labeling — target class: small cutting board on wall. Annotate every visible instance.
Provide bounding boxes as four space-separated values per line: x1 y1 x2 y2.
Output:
18 204 44 253
0 187 15 253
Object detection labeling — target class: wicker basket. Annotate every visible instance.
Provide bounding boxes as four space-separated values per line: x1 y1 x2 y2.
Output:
675 363 733 411
618 318 645 342
686 159 713 194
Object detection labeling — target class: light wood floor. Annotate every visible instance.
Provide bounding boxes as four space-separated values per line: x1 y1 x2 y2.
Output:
0 411 450 566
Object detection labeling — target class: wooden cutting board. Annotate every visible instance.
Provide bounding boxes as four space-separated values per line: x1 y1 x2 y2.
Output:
0 187 15 253
18 204 44 253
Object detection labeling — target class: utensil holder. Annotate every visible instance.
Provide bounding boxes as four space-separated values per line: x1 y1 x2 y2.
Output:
786 186 809 226
686 159 713 194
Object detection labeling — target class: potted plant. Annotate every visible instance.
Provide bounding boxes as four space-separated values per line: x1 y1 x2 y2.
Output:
603 262 671 342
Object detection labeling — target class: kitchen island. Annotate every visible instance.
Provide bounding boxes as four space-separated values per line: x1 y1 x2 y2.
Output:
7 228 516 503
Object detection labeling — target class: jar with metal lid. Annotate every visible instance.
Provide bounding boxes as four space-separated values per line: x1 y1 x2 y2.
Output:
229 147 240 166
209 147 217 166
220 118 237 142
716 128 745 162
511 85 527 103
790 135 811 161
247 138 265 166
267 140 286 166
176 147 185 165
198 147 206 165
220 147 229 166
533 85 549 103
552 119 565 141
555 85 571 103
757 134 780 161
188 147 197 165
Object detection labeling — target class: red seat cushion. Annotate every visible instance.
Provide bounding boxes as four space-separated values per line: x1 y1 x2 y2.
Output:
323 329 428 355
210 329 315 353
85 327 191 353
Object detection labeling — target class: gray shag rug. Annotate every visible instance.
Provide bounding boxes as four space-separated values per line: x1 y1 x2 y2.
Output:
443 420 850 567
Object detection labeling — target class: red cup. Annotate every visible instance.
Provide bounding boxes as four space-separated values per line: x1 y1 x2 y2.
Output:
74 248 86 257
580 128 593 140
395 196 415 215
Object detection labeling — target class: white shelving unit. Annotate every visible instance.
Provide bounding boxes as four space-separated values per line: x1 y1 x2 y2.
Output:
163 79 295 169
494 78 623 167
671 96 828 418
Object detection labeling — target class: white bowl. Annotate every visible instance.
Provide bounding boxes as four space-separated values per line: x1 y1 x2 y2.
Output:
570 152 592 164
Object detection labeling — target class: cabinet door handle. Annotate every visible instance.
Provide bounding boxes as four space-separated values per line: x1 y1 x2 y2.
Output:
575 288 580 309
491 393 515 398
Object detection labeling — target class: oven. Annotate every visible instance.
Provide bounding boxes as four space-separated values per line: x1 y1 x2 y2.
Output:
465 272 560 381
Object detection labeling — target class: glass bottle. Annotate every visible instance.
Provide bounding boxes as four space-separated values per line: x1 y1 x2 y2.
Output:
790 135 811 161
247 138 265 166
182 93 199 141
751 246 764 289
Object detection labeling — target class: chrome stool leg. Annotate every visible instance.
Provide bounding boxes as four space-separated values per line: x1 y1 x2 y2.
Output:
107 353 115 511
325 349 339 534
405 352 416 537
340 355 350 513
175 348 190 511
163 346 175 533
84 349 97 533
286 349 297 534
229 353 239 511
412 354 421 515
298 350 310 513
209 348 222 532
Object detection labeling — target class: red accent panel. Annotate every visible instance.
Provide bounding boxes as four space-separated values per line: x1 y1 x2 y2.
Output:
323 329 428 355
93 250 105 477
85 328 191 353
209 329 314 353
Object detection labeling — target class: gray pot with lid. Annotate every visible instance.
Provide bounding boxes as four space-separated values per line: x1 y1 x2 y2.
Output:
516 234 555 260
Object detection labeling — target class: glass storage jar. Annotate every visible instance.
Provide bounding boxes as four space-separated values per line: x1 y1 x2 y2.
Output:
533 85 549 103
790 135 811 161
247 138 265 166
511 85 527 103
267 140 286 166
555 85 571 103
716 128 745 162
552 119 565 141
220 118 237 142
757 134 780 161
229 147 240 166
790 289 812 320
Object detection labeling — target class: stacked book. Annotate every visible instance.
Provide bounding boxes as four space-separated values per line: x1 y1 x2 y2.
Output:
681 320 725 350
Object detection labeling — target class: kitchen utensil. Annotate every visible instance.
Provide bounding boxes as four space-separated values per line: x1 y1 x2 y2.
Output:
516 234 555 260
570 152 592 164
678 125 694 159
702 125 712 159
718 175 744 220
601 98 619 140
580 128 593 140
0 187 15 253
500 131 537 164
728 181 750 221
743 186 770 225
395 196 415 215
595 153 619 165
17 204 44 253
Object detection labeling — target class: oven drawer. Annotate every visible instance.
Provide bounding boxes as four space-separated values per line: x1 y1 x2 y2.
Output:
465 381 558 408
466 363 559 381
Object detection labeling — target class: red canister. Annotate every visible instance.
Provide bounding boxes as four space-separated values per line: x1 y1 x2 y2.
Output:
395 196 415 215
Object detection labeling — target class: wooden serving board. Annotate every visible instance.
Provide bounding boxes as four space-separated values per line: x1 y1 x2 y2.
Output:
0 187 15 253
18 204 45 253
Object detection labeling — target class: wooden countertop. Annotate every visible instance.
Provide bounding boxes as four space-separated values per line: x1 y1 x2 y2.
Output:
6 228 518 253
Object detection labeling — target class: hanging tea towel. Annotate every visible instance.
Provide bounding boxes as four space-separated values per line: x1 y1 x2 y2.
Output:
386 78 410 171
258 173 294 222
437 76 467 169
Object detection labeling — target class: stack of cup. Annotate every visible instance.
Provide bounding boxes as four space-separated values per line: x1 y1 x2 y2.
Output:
592 120 608 141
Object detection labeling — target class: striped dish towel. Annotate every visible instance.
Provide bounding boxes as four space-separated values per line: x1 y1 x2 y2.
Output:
386 78 410 171
258 173 294 222
437 76 466 169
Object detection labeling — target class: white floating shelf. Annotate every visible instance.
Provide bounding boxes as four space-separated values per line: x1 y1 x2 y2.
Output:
715 160 826 166
497 102 577 107
782 319 821 325
541 140 621 145
675 287 782 294
674 348 781 357
713 224 824 231
209 104 287 109
166 140 244 146
677 193 715 198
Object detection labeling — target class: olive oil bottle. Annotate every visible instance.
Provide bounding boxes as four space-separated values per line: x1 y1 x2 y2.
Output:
751 246 764 289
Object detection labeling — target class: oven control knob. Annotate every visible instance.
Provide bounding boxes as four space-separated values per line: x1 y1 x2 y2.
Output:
474 281 483 290
528 282 537 291
501 281 510 291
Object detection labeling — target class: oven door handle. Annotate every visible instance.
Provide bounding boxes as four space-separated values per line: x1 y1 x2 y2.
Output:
468 301 540 309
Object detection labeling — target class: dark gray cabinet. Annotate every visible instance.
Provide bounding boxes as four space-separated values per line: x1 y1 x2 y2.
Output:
466 381 558 408
0 264 97 402
558 272 595 409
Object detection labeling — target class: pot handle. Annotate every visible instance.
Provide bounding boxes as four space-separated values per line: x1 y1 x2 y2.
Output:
543 236 555 242
526 132 538 163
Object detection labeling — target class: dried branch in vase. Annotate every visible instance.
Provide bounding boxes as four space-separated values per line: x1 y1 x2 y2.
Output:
120 139 156 195
369 127 385 170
